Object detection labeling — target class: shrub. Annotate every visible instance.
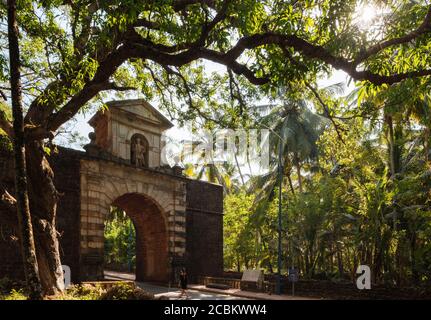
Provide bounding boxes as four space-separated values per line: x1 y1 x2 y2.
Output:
0 288 28 300
1 289 27 300
61 284 104 300
99 283 155 300
0 277 28 300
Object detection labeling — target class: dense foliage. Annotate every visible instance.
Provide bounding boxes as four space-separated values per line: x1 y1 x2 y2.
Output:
104 207 136 271
219 85 431 286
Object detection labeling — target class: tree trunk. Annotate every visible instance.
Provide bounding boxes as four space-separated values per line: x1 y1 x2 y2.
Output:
7 0 43 300
424 127 430 164
285 167 296 196
334 230 344 277
26 141 64 295
393 123 403 174
410 232 419 284
372 233 383 285
304 248 311 276
386 114 395 176
294 153 303 193
336 244 344 277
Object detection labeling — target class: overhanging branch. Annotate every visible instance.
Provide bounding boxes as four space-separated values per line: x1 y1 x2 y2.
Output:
22 3 431 142
102 82 137 92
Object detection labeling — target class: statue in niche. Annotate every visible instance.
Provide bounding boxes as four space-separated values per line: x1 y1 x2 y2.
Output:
131 135 148 167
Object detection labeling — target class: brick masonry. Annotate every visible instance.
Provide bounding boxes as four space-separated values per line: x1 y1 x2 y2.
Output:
51 148 82 283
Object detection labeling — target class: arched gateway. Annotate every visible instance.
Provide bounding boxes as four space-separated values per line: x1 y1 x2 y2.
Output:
79 155 187 283
112 193 168 282
75 99 224 283
0 99 224 285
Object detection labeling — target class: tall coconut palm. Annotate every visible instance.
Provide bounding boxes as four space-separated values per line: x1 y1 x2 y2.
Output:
179 135 242 193
248 99 329 271
251 99 329 199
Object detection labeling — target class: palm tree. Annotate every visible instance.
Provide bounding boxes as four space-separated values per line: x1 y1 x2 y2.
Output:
180 134 242 193
251 99 329 198
248 98 329 272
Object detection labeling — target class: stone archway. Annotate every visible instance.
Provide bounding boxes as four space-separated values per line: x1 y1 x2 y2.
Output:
79 159 189 283
111 193 168 282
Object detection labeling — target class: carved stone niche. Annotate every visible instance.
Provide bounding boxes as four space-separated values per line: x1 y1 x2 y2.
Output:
130 133 149 168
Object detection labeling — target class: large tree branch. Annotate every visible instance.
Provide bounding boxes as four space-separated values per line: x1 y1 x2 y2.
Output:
23 6 431 141
196 0 231 46
173 0 216 11
126 32 431 86
124 35 269 84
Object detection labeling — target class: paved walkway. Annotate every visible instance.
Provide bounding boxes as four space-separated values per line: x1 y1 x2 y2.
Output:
137 282 247 300
104 270 246 300
104 270 135 281
188 285 318 300
104 270 316 300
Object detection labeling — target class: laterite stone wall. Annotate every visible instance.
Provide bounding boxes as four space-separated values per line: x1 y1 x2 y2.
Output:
185 180 224 283
0 148 224 284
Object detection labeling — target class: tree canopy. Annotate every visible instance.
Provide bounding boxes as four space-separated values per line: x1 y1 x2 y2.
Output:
1 0 431 138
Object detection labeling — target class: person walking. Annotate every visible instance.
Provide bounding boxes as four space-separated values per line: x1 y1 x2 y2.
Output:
178 268 189 299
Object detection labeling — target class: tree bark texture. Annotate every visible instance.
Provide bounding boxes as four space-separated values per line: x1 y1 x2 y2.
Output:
7 0 43 300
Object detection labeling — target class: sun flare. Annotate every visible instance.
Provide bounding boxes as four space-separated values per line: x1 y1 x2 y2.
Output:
356 4 379 28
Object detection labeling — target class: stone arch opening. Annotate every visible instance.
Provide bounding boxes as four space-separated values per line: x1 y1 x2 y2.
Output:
104 207 136 273
109 192 169 283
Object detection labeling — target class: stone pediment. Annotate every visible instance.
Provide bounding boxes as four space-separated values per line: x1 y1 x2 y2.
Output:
105 99 173 129
87 99 173 168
